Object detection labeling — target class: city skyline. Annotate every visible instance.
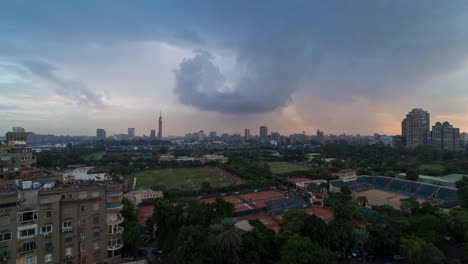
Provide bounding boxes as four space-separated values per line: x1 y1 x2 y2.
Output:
3 2 468 136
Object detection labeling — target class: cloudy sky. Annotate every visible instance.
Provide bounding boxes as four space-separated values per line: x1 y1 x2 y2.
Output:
2 1 468 136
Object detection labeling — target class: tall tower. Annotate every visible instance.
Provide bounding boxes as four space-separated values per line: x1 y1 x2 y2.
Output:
158 111 163 139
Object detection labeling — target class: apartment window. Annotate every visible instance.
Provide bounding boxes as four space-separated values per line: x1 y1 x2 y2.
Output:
93 242 100 250
44 254 52 263
18 225 37 239
63 220 72 229
22 241 36 252
0 232 11 241
93 228 100 238
91 191 100 198
92 203 99 211
80 243 85 252
17 211 38 223
41 225 53 234
80 205 85 212
80 231 86 239
23 256 35 264
45 210 52 218
81 257 86 264
65 247 72 256
78 192 87 199
68 194 72 199
93 215 99 224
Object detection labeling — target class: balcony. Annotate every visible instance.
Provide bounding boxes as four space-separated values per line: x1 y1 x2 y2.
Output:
62 227 73 233
108 226 124 235
107 243 124 251
107 191 123 198
107 215 124 225
106 203 123 212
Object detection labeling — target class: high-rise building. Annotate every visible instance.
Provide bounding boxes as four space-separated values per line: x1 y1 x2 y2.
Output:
431 121 460 151
128 128 135 138
209 132 217 138
0 132 125 264
12 127 25 133
150 129 156 138
402 108 430 148
96 129 106 139
259 126 268 143
244 129 251 140
158 112 163 140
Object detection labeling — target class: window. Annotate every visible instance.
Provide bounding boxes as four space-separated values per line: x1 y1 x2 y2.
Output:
45 210 52 218
44 254 52 262
65 247 72 256
22 241 36 252
0 232 11 241
63 220 72 229
81 257 86 264
80 205 85 212
41 225 52 234
93 215 99 224
92 203 99 211
93 228 100 238
17 211 38 223
23 256 35 264
91 191 100 198
18 225 37 239
80 243 85 252
81 231 86 239
68 194 72 199
93 242 100 250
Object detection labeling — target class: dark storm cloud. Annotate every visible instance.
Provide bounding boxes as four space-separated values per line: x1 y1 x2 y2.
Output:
3 1 468 114
22 60 104 107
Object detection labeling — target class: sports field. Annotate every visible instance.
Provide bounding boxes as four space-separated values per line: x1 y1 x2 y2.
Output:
135 167 237 190
268 162 309 174
82 151 105 161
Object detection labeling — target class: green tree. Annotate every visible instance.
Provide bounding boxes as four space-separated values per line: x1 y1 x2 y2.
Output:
173 225 215 264
241 220 278 263
400 237 445 264
280 235 336 264
458 187 468 209
279 210 308 236
405 169 419 181
213 219 243 264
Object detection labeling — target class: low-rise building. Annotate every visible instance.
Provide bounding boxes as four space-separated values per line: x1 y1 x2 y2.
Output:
124 189 163 205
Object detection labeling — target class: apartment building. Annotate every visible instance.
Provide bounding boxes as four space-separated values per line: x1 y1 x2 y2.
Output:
0 129 124 264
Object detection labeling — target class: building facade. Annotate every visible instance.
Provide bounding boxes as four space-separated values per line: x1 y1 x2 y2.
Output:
127 128 135 138
0 130 124 264
96 129 106 139
244 129 251 141
402 108 430 148
259 126 268 143
158 113 162 140
431 121 460 151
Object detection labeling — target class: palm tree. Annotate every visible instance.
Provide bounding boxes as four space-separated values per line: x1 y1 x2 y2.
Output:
211 218 243 264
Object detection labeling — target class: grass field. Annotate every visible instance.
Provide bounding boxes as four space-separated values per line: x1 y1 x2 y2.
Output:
418 164 445 173
82 151 105 161
135 167 235 190
268 162 309 174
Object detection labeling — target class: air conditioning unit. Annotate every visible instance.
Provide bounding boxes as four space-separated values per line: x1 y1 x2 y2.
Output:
66 255 74 260
43 233 51 238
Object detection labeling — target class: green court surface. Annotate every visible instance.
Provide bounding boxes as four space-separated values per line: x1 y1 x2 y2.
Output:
135 167 234 190
268 162 309 175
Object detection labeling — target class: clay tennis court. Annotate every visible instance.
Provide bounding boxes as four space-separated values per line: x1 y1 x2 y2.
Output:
356 189 425 209
234 212 280 233
200 195 254 212
137 205 154 225
304 207 334 223
239 190 287 208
